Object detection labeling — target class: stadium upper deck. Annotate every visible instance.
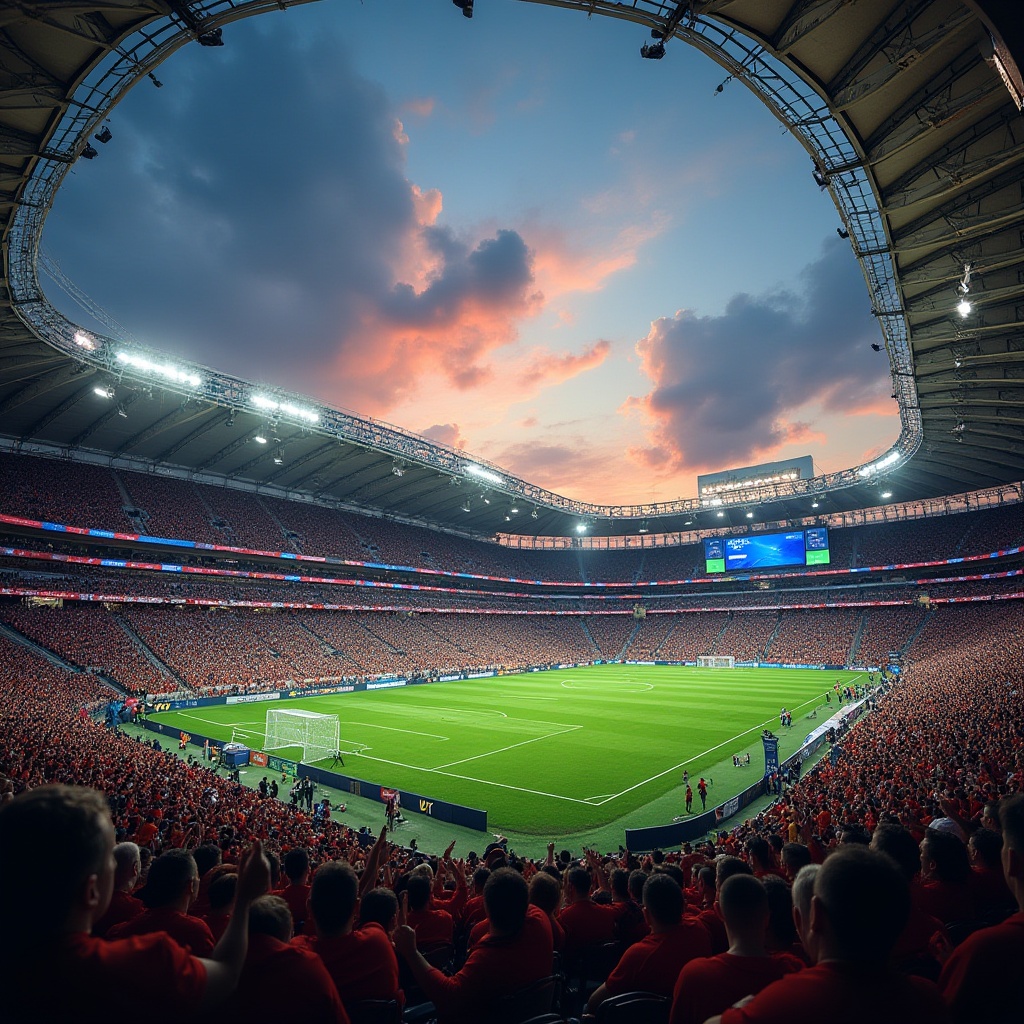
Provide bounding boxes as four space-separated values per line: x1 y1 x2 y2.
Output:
1 2 1023 542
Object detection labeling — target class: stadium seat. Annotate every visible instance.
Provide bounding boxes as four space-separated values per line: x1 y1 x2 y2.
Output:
491 974 559 1024
348 999 403 1024
562 942 622 1016
594 991 670 1024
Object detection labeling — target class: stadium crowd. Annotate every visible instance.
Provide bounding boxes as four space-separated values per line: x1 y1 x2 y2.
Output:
1 599 1023 1022
3 454 1021 585
2 453 1024 1020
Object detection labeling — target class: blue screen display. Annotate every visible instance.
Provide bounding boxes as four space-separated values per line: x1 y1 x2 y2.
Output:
703 538 725 560
805 527 829 551
725 532 806 570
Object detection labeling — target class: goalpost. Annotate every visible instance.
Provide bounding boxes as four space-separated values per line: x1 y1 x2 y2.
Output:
265 708 340 763
697 655 736 669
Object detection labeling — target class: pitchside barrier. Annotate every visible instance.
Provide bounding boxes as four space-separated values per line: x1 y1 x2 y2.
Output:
624 696 872 852
137 719 487 833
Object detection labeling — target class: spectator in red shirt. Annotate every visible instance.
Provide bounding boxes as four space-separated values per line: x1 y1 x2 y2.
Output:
460 865 490 931
587 872 711 1015
939 794 1024 1023
528 870 565 952
917 828 976 926
707 846 951 1024
395 867 553 1024
295 860 403 1011
966 827 1014 920
0 783 271 1023
358 886 400 932
92 841 143 937
275 846 312 933
557 866 617 958
870 824 946 975
671 873 803 1024
700 857 754 954
108 848 216 955
405 871 454 947
231 894 348 1022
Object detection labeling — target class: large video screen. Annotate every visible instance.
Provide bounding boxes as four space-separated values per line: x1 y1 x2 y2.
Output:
704 528 829 573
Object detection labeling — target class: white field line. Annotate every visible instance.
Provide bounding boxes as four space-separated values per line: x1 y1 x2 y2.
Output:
178 712 257 732
433 725 582 771
592 692 824 807
354 751 595 805
396 705 508 719
344 720 450 741
501 695 557 701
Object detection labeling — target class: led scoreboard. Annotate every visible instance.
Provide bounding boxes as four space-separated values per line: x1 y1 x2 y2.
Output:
703 527 830 574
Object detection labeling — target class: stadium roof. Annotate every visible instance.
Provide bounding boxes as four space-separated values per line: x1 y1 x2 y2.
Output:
1 1 1023 540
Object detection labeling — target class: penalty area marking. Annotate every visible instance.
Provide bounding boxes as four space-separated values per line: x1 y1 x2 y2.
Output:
589 691 825 807
344 720 450 742
354 749 596 805
432 724 582 771
394 704 508 719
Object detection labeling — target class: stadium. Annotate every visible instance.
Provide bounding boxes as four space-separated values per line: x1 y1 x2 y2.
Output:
1 3 1022 1023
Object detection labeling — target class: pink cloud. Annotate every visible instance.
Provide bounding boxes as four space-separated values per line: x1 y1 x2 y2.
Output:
516 339 611 390
421 422 467 450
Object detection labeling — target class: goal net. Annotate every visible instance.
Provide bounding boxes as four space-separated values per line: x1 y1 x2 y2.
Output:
697 655 735 669
265 709 339 763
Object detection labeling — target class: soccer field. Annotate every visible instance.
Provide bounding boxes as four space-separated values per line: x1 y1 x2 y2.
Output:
153 665 860 835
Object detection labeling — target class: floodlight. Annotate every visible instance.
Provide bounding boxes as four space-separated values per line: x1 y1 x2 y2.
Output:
392 461 406 477
252 394 319 424
504 515 511 522
858 451 900 477
116 404 128 418
510 505 519 513
254 435 267 444
461 501 471 512
95 126 112 144
576 523 587 534
94 386 113 398
957 300 972 317
746 511 754 518
812 501 819 508
716 511 725 517
74 332 96 351
80 144 98 160
464 463 503 486
881 491 892 499
116 351 201 387
531 509 539 520
273 456 284 465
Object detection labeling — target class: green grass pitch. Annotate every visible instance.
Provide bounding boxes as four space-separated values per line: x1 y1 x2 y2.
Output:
153 665 861 836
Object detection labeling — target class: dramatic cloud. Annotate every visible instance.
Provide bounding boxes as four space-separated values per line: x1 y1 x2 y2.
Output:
628 239 893 473
421 422 467 450
43 24 540 417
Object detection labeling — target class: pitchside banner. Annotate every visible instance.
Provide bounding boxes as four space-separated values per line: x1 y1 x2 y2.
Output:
762 735 780 777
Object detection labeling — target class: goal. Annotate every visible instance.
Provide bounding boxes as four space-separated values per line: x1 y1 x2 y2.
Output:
697 655 736 669
265 709 339 763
